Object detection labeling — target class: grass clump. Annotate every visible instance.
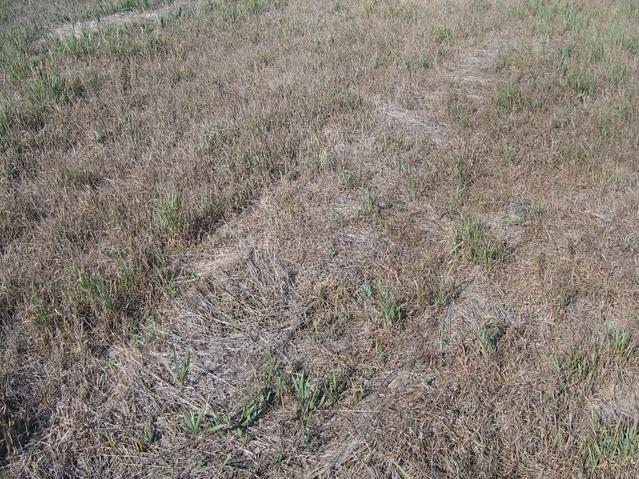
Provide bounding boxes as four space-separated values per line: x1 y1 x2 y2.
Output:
452 213 505 267
552 325 634 392
359 187 380 218
57 30 99 57
584 419 639 469
492 81 527 114
293 366 350 442
236 386 275 431
77 272 115 318
561 65 595 99
154 193 183 233
432 25 454 45
360 281 404 327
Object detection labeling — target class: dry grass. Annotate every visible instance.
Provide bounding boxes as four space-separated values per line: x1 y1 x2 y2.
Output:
1 0 639 477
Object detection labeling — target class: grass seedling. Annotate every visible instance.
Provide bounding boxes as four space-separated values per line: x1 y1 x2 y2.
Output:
135 420 155 452
237 387 274 430
184 404 206 435
171 350 190 385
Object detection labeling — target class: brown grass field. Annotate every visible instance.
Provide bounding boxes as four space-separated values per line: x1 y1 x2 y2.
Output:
1 0 639 477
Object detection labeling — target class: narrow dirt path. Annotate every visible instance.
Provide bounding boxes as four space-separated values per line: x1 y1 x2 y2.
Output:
54 0 204 38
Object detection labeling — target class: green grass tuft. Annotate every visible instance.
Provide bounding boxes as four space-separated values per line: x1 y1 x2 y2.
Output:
452 213 505 267
584 419 639 469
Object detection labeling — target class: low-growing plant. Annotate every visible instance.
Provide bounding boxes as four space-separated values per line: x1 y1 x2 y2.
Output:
477 321 505 354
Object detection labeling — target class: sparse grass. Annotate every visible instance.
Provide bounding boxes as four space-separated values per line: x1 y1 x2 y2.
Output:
293 366 350 439
1 0 639 476
561 65 595 99
57 167 100 189
552 325 634 391
445 88 471 126
432 25 454 45
77 272 115 317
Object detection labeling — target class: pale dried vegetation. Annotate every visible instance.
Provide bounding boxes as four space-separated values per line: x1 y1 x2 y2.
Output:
1 0 639 477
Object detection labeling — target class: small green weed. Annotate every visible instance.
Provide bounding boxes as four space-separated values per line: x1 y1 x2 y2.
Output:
237 387 275 430
477 321 505 354
293 367 350 439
